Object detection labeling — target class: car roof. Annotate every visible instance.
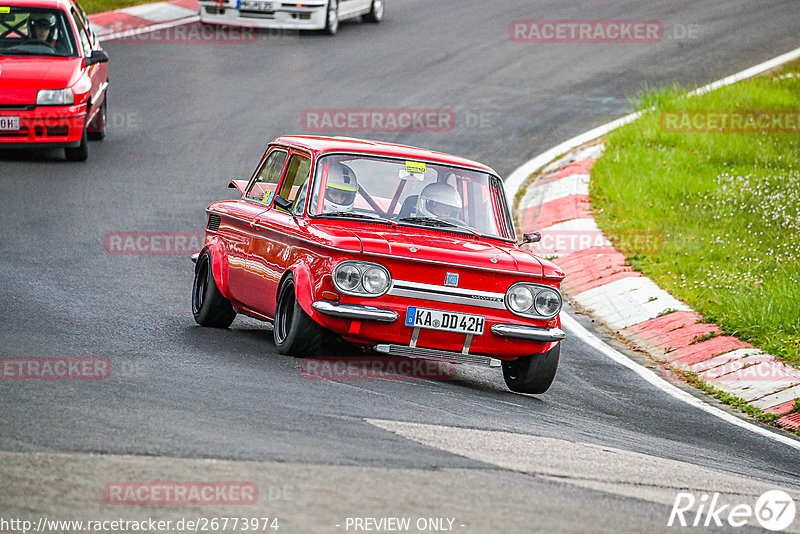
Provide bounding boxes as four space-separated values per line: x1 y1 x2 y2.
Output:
272 135 498 175
3 0 74 10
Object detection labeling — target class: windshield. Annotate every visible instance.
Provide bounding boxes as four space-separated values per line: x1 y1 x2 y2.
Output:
308 154 515 240
0 6 78 57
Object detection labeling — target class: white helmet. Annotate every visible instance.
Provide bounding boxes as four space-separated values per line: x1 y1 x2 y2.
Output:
416 182 463 219
28 12 58 41
323 162 358 212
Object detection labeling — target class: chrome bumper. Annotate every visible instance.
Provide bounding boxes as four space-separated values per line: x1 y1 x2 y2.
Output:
491 324 566 342
312 301 398 323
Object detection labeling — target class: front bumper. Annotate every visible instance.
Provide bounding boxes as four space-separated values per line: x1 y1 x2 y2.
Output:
309 300 564 359
312 301 398 323
0 105 86 147
199 2 327 30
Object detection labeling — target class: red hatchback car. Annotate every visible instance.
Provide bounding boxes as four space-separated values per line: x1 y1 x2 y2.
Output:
192 136 567 393
0 0 108 160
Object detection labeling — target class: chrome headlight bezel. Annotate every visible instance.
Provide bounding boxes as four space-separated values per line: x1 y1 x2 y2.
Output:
504 282 562 319
332 260 391 297
36 88 75 106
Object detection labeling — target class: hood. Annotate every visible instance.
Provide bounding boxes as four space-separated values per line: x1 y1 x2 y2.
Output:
0 57 83 104
350 225 544 277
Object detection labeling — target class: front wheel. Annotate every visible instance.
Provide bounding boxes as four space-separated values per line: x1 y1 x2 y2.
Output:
324 0 339 34
192 251 236 327
363 0 383 23
502 343 560 394
87 93 107 141
65 120 88 161
274 274 328 355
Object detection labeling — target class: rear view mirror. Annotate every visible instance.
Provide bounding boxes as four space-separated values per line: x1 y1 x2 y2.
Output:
274 195 292 211
399 169 425 181
522 232 541 244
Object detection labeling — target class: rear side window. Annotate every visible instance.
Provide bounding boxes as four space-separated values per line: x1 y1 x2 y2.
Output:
246 149 288 204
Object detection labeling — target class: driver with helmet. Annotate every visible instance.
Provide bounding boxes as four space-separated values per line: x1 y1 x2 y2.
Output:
323 162 359 212
28 12 58 44
416 182 463 220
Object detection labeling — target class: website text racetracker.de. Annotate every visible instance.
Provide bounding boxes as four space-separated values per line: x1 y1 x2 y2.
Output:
0 517 279 533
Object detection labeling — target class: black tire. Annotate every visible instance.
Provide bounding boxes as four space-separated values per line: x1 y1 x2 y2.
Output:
87 94 107 141
363 0 383 23
502 343 560 394
324 0 339 35
274 274 327 355
192 251 236 328
64 121 88 161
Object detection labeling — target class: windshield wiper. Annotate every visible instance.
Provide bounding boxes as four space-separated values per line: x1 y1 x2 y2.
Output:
320 212 395 225
398 217 482 238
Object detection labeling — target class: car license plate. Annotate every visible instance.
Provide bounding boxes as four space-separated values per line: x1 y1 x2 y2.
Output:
405 307 485 335
0 117 20 131
240 0 273 10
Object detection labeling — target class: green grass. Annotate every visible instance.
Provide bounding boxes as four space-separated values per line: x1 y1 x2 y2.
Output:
82 0 166 15
591 58 800 368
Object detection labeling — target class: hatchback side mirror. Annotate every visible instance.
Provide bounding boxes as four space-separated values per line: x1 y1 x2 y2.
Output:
522 232 541 244
85 50 109 66
274 196 292 211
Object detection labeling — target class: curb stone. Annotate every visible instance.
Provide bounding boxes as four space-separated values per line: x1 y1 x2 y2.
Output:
516 140 799 431
88 0 199 40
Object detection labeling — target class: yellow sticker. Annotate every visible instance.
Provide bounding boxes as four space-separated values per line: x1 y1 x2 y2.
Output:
0 7 10 13
405 161 426 174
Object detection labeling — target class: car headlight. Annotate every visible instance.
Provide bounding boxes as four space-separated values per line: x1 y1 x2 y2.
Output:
505 282 562 319
362 267 389 294
334 264 360 291
507 285 534 313
535 289 561 317
37 89 75 106
332 261 391 297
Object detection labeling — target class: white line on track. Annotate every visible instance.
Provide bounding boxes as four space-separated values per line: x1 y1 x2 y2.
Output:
561 313 800 451
505 44 800 451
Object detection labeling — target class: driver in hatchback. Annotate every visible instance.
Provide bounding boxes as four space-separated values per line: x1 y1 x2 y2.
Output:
28 12 57 43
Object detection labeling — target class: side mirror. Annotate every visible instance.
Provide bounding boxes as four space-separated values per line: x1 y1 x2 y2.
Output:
522 232 541 244
85 50 109 66
273 195 293 211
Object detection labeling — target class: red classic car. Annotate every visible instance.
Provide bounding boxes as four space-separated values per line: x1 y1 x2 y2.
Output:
192 136 566 394
0 0 108 161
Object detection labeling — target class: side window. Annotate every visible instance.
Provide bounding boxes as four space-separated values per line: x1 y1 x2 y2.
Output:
277 155 311 213
245 149 288 204
72 1 94 43
71 8 91 56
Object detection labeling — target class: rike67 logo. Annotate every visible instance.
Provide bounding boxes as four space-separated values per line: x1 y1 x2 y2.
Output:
669 490 796 531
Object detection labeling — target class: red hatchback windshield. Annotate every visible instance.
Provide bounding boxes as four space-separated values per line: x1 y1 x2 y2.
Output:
0 6 78 57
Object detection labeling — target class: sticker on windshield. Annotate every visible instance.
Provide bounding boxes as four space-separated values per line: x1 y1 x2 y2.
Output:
0 7 10 13
405 161 426 174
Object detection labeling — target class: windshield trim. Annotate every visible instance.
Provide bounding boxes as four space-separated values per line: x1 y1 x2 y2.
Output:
306 151 516 242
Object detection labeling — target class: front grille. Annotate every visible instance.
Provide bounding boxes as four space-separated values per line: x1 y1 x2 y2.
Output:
0 105 35 111
240 10 275 18
376 344 501 367
388 280 506 310
207 213 221 232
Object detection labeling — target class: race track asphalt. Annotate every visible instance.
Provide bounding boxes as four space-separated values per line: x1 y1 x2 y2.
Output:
2 1 800 531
